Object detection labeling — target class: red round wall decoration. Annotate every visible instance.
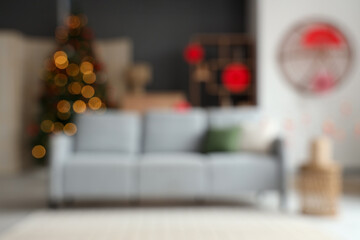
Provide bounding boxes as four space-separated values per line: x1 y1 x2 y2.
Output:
278 21 352 95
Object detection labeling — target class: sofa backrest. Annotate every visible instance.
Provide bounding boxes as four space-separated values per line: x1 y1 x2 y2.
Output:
207 107 259 128
75 111 141 153
143 109 207 152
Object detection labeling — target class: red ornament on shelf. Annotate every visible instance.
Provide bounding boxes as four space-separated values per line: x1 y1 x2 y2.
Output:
221 63 251 93
184 43 204 64
174 100 191 112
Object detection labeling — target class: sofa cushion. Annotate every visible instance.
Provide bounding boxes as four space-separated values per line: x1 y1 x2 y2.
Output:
208 153 279 197
240 120 279 152
207 107 279 153
203 126 241 153
75 111 141 153
143 109 207 152
138 153 207 199
63 153 137 199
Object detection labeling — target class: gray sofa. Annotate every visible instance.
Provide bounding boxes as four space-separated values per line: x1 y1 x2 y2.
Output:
49 108 287 208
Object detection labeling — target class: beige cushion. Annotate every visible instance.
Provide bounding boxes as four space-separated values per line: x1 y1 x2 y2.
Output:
240 119 280 152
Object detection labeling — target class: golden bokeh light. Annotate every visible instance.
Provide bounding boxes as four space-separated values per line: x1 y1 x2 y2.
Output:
32 145 46 159
67 15 81 29
56 59 68 69
54 51 68 69
55 59 68 69
81 85 95 98
55 56 67 64
40 120 54 133
88 97 102 110
53 122 64 133
68 82 82 95
82 72 96 84
80 61 93 74
57 100 71 113
57 111 71 120
54 73 68 87
73 100 87 113
53 51 67 60
64 123 77 136
66 63 80 76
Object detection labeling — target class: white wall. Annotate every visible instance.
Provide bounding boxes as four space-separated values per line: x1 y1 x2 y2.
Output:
0 32 24 174
257 0 360 170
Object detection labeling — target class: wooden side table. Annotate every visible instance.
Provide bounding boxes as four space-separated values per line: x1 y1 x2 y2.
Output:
297 163 342 216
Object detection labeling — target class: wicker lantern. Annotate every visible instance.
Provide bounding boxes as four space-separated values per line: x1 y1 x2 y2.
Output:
297 137 342 216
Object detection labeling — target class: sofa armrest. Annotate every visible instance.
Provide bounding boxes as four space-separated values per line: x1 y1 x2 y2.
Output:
49 134 74 202
270 138 288 208
270 138 282 158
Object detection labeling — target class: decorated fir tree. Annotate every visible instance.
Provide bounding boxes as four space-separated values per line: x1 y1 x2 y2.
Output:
30 13 111 163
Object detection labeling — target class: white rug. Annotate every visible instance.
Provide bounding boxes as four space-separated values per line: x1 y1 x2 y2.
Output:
0 208 339 240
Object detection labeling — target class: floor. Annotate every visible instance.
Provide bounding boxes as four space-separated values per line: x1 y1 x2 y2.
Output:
0 168 359 240
0 169 47 233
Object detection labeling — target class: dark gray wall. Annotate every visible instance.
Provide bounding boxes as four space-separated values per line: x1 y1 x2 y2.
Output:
0 0 57 36
0 0 247 93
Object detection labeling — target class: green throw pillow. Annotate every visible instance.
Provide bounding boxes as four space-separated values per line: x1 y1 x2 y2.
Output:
203 126 241 153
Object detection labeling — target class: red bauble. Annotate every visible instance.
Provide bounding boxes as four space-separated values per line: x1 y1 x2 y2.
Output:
222 63 251 93
184 43 204 64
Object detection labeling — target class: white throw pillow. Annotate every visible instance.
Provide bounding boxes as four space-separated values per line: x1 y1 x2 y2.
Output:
240 119 279 152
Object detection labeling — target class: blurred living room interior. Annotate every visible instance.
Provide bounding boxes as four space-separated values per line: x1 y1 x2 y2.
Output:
0 0 360 239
